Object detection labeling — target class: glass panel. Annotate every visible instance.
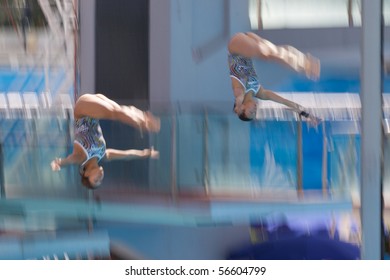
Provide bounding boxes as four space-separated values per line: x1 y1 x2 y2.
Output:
2 115 79 198
0 99 364 200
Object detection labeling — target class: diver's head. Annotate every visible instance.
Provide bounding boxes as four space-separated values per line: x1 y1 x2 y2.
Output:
80 164 104 189
233 94 256 121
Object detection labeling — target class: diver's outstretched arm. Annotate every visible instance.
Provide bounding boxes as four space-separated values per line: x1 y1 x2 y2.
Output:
104 147 159 161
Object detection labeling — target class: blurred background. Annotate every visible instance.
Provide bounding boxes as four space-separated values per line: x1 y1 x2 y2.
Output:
0 0 388 260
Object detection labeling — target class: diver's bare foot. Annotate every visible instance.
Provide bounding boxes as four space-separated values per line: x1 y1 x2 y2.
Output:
304 54 320 81
143 111 160 133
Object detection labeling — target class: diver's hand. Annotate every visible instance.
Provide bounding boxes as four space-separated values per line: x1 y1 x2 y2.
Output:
51 158 61 171
307 114 321 127
150 147 159 159
144 147 159 159
300 110 321 128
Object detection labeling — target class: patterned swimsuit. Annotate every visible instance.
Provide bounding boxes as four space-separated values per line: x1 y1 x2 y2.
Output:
74 116 106 165
228 53 261 94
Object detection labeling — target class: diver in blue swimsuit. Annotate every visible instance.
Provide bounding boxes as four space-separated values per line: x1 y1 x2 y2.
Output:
228 32 320 125
51 93 160 189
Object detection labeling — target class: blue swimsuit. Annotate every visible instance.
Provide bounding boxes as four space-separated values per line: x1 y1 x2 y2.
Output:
74 116 106 165
228 53 261 94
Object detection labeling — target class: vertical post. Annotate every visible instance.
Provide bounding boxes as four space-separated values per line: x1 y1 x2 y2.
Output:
360 0 383 260
170 112 178 202
44 36 50 93
203 109 210 196
73 0 79 100
322 122 328 197
65 109 74 187
348 0 354 27
87 189 94 233
79 0 95 94
297 115 303 197
0 143 4 198
257 0 263 30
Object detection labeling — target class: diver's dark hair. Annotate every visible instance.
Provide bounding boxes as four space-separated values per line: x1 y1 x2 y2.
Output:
238 113 253 122
81 174 96 189
80 166 98 190
233 103 253 122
